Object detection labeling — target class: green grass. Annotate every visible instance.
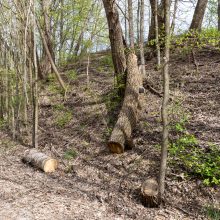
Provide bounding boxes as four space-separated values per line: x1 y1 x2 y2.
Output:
55 111 72 128
64 149 77 160
205 206 220 220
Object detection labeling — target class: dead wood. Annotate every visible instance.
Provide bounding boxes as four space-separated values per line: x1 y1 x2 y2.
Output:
22 149 58 172
143 80 162 97
141 178 159 208
108 52 143 153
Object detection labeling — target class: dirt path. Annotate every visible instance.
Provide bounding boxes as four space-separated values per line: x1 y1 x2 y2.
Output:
0 50 219 219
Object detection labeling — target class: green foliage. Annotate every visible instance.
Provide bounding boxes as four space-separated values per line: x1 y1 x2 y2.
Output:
55 111 72 128
169 112 220 186
53 103 65 111
100 55 114 68
103 89 122 113
67 69 78 81
53 104 72 128
172 28 220 53
64 149 77 160
0 118 6 129
204 205 220 220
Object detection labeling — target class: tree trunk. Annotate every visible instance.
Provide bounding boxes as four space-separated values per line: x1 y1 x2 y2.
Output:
218 0 220 31
171 0 178 34
159 0 170 202
22 149 58 173
40 0 55 77
190 0 208 31
108 53 142 154
141 178 159 207
36 18 66 93
148 0 165 42
128 0 134 48
139 0 146 75
155 0 161 67
102 0 127 88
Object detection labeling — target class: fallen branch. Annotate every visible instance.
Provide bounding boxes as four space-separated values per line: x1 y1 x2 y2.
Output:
143 80 162 97
35 17 66 93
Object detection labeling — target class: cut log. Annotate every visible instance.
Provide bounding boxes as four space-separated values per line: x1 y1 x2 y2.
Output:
22 149 58 172
108 52 143 153
141 178 159 208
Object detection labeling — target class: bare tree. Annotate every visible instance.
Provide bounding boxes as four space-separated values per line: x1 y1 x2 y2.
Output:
159 0 170 201
155 0 161 67
218 0 220 31
139 0 146 75
128 0 134 48
148 0 165 42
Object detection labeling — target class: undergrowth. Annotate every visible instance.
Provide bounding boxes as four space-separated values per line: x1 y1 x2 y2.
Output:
169 100 220 186
204 205 220 220
53 103 72 128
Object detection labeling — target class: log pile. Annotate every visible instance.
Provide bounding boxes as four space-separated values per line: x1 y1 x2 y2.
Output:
22 149 58 173
108 52 143 153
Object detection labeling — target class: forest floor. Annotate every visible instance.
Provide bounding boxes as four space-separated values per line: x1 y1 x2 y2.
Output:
0 48 220 220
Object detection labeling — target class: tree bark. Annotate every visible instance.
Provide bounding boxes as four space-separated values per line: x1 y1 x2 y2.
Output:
148 0 165 42
40 0 55 77
139 0 146 75
190 0 208 31
159 0 170 201
36 18 66 92
108 53 142 154
141 178 159 207
218 0 220 31
22 149 58 173
128 0 134 48
102 0 127 87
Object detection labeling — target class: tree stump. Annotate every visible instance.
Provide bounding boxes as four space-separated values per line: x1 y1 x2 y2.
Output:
22 149 58 173
141 178 159 208
108 52 143 153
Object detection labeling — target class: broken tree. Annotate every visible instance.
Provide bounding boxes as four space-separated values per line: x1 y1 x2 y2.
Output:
108 52 143 154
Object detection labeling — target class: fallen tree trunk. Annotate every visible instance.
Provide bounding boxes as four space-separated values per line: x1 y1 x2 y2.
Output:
108 52 143 153
22 149 58 172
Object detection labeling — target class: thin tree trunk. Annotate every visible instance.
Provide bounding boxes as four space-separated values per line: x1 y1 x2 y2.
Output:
128 0 135 48
139 0 146 76
36 18 66 93
190 0 208 31
159 0 170 201
40 0 54 76
33 1 39 148
137 0 140 43
218 0 220 31
125 2 128 42
155 0 161 67
171 0 178 34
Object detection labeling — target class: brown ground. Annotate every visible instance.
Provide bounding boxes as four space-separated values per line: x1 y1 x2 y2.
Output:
0 49 219 219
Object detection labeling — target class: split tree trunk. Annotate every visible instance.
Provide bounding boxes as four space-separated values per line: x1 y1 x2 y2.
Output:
108 53 142 153
22 149 58 173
